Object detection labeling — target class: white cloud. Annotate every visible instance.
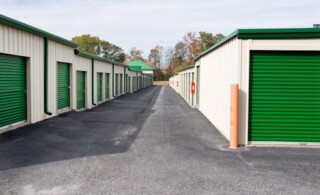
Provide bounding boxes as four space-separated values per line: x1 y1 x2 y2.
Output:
0 0 319 56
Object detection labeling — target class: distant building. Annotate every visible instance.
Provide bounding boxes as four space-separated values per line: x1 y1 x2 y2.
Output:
128 60 154 76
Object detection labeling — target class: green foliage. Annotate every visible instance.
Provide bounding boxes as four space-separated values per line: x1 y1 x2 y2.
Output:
199 32 225 52
72 34 100 54
127 47 144 61
98 40 126 63
72 34 125 63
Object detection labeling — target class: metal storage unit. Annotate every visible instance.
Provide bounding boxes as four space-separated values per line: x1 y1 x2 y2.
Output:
193 28 320 146
249 51 320 142
97 73 103 102
76 71 86 110
57 62 70 110
0 54 27 128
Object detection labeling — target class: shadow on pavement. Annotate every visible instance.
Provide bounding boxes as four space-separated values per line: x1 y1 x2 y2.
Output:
0 86 161 170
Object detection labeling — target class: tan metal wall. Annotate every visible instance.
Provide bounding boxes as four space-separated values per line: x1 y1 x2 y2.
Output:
47 40 75 116
178 67 196 107
73 55 92 109
198 37 240 141
0 24 44 124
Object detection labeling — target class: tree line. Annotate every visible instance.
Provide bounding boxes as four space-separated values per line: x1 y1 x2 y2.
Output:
71 32 224 80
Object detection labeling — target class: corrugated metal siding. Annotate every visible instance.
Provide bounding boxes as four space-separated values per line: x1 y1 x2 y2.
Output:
48 40 74 115
241 39 320 145
0 24 44 124
73 55 91 109
0 54 27 127
249 51 320 142
199 37 240 140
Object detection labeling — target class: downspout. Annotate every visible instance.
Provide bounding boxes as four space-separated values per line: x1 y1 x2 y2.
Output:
44 38 52 115
91 59 96 106
112 63 116 97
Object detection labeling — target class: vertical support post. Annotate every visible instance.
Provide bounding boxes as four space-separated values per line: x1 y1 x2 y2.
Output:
230 84 239 149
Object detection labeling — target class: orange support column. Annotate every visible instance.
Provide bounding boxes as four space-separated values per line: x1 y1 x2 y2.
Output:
230 84 239 149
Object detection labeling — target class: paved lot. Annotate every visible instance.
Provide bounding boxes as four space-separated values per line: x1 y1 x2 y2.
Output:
0 86 319 195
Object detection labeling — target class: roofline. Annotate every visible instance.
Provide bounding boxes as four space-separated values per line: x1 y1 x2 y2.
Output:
127 60 154 70
194 27 320 61
74 50 128 67
179 64 195 72
0 14 78 48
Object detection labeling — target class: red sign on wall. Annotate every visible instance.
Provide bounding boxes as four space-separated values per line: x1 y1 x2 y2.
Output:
191 82 195 94
177 81 179 87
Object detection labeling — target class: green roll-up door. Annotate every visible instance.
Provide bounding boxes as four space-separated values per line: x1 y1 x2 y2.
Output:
76 71 85 110
0 54 27 128
57 62 70 110
105 73 110 99
249 51 320 142
115 74 118 96
97 73 102 102
120 74 123 94
196 66 200 106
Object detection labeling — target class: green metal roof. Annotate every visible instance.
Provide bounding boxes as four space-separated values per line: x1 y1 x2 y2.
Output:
0 14 77 48
128 60 154 70
75 50 128 67
179 64 195 72
195 28 320 61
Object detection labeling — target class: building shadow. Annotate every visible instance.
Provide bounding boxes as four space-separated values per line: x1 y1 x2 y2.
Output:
0 86 161 170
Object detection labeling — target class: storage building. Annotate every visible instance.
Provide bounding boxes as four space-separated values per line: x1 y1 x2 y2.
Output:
194 28 320 146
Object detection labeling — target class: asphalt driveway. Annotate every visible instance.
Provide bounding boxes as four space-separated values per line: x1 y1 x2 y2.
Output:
0 86 319 195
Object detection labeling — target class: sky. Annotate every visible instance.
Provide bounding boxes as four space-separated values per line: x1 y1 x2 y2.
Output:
0 0 319 57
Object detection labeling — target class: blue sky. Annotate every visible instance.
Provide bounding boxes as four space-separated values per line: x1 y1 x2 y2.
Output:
1 0 319 56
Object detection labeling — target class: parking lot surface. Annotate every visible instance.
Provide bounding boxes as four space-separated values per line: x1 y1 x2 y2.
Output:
0 86 319 195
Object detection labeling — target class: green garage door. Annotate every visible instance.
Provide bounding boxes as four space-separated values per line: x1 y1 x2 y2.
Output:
249 51 320 142
0 54 27 128
105 73 110 99
57 62 70 110
76 71 85 110
97 73 103 102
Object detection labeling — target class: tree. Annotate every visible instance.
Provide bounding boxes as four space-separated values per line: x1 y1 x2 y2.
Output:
148 45 164 68
182 32 201 64
98 40 126 63
72 34 126 63
199 32 225 52
72 34 100 54
127 47 144 61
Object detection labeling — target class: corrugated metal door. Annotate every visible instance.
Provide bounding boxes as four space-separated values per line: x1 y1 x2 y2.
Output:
105 73 110 99
249 51 320 142
115 74 118 96
120 74 123 94
0 54 27 128
97 73 102 102
76 71 85 110
57 62 70 110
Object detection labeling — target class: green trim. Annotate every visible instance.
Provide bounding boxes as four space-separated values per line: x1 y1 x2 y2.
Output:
44 38 52 115
179 64 195 72
75 50 128 67
91 59 96 106
0 14 77 48
194 28 320 61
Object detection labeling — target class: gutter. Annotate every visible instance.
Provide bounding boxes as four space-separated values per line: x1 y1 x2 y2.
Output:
91 59 96 106
44 38 52 115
